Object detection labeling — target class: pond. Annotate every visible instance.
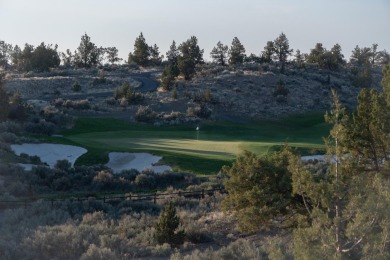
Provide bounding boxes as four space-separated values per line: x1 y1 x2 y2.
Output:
11 143 172 173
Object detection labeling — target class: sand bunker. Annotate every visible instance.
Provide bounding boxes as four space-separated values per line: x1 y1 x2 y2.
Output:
11 143 87 168
105 152 172 174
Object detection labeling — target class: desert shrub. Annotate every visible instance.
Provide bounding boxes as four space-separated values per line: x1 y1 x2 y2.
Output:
72 80 82 92
134 172 157 189
272 79 289 97
55 159 71 171
135 105 157 122
105 97 118 106
172 87 178 99
80 244 118 260
54 98 91 110
186 104 211 118
114 81 143 104
0 121 22 133
0 132 18 143
192 88 216 104
24 121 55 135
7 105 27 120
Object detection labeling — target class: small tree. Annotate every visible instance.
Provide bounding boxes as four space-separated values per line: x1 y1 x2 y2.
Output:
154 202 185 245
74 33 101 68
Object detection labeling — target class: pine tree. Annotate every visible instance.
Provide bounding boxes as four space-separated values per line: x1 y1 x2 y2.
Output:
261 41 275 63
0 76 9 121
210 41 228 65
131 32 150 66
74 33 100 68
228 37 246 65
154 202 185 245
273 33 293 73
166 40 179 66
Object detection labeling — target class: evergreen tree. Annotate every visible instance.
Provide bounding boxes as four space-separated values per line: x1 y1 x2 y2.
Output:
178 36 204 65
154 202 185 245
105 47 122 65
294 49 305 68
228 37 246 65
350 45 372 66
30 42 60 72
261 41 275 63
292 90 390 259
74 33 100 68
177 36 203 80
166 40 179 66
130 32 150 66
222 148 302 233
210 41 228 65
61 49 74 67
160 64 176 91
0 40 12 69
273 33 293 73
307 43 325 64
0 76 9 121
149 44 162 66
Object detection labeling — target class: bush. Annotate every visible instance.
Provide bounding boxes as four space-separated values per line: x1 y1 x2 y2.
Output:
72 80 82 92
272 79 289 97
114 81 143 105
135 105 157 122
186 104 211 119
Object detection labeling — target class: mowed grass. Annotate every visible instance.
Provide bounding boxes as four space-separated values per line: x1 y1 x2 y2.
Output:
56 113 330 174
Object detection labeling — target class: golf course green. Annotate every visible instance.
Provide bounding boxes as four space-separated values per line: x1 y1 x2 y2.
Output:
55 113 330 174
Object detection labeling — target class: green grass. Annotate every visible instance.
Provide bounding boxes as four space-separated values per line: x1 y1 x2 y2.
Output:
55 113 330 174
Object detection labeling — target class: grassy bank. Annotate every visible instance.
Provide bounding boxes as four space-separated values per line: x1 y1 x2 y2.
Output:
56 113 329 174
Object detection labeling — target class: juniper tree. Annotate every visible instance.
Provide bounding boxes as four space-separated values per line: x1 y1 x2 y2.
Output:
221 148 303 233
291 90 390 259
154 202 185 245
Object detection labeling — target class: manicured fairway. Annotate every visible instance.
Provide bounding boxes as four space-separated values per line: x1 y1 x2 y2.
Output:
56 113 330 174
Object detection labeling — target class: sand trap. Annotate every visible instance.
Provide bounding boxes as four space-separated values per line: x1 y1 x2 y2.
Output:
105 152 172 174
301 155 326 161
11 143 87 168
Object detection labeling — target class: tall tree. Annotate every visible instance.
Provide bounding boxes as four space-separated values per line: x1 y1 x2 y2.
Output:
350 45 372 66
273 33 293 73
0 76 9 121
178 36 204 65
261 41 275 63
149 44 162 66
210 41 228 65
166 40 179 66
74 33 100 68
177 36 203 80
0 40 12 69
228 37 246 65
307 43 325 64
292 90 390 259
130 32 150 66
294 49 305 68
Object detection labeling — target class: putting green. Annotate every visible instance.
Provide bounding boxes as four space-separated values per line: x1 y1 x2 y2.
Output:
58 113 329 174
